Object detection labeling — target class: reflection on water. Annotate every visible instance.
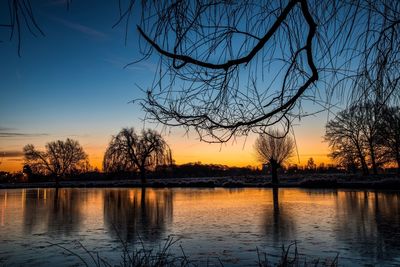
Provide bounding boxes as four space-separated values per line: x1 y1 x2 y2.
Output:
18 188 174 242
103 188 173 242
23 189 83 236
263 188 296 243
336 191 400 262
0 188 400 266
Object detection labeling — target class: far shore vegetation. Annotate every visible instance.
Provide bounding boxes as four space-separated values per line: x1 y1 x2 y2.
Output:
1 158 399 189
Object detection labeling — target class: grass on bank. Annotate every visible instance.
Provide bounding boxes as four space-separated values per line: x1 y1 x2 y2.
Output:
49 237 339 267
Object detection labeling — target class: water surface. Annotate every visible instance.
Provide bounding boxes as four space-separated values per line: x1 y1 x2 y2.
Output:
0 188 399 266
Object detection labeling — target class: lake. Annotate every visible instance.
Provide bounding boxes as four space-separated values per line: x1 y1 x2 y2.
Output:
0 188 399 266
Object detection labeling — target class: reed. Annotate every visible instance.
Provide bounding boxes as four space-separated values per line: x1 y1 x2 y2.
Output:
49 238 338 267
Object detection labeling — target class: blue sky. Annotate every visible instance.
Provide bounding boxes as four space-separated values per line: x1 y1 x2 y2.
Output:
0 0 335 171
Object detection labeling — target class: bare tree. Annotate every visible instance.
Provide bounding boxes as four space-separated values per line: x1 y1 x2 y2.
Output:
23 138 89 184
128 0 400 142
349 2 400 107
103 128 172 184
325 102 393 175
325 106 370 175
254 130 294 185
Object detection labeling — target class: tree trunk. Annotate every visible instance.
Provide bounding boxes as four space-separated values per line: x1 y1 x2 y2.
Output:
271 160 279 186
139 166 147 186
356 145 369 175
369 142 378 175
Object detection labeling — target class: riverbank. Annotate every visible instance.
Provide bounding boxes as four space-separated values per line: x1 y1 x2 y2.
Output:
0 173 399 189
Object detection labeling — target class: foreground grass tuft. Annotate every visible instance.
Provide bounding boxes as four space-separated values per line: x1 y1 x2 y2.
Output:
50 238 338 267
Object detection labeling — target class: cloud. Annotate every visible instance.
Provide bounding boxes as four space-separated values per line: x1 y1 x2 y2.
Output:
51 17 108 40
7 158 23 162
0 127 17 132
0 150 24 157
104 57 158 73
0 132 49 138
65 134 91 138
0 127 49 138
125 61 158 72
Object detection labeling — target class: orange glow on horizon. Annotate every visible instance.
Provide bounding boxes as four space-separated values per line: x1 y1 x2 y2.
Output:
0 137 333 173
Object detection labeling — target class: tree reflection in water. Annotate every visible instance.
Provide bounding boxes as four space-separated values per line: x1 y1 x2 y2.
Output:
336 191 400 262
263 188 296 243
23 189 82 236
103 188 173 243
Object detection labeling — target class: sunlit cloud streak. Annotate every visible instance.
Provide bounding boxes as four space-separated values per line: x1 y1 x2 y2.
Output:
51 17 108 40
0 127 49 138
0 133 49 138
0 150 24 157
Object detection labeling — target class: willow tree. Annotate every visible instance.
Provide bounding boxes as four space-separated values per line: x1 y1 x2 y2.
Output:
128 0 400 142
103 128 172 184
254 130 295 185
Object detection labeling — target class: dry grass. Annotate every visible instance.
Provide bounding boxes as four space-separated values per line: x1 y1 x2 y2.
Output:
49 238 338 267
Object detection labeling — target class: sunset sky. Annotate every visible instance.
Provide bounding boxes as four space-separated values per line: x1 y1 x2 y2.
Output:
0 1 336 172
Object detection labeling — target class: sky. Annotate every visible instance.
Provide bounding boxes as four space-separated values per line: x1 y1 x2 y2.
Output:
0 1 334 172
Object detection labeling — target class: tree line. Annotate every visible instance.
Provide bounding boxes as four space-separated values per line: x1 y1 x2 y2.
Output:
23 128 171 185
19 127 322 185
19 118 399 187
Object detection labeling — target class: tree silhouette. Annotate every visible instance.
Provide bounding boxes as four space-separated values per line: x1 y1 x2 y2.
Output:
325 106 370 175
305 157 316 172
254 129 294 185
23 138 89 185
129 0 400 142
103 128 172 184
324 102 400 174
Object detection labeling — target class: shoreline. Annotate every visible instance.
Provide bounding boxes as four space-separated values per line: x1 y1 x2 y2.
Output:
1 174 400 190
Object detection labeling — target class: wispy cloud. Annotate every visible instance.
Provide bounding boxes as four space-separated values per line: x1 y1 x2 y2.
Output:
0 132 49 138
0 127 49 138
104 58 158 72
0 127 17 132
51 17 108 40
125 61 158 72
60 134 91 138
0 150 24 157
7 158 23 161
